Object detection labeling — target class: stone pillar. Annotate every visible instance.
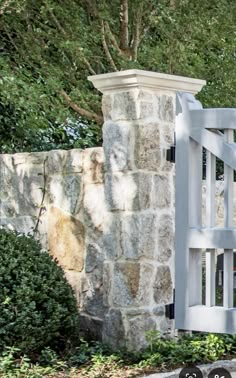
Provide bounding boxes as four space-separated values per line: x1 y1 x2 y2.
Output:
89 70 205 350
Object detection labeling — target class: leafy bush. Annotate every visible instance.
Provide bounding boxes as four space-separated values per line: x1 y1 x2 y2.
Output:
0 228 79 354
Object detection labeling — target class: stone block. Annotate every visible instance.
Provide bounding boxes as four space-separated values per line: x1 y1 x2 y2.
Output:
102 309 125 348
103 214 122 259
139 101 154 119
80 275 105 318
153 265 173 304
159 95 174 122
135 122 161 171
65 149 83 173
47 149 83 175
105 172 159 211
152 174 172 209
157 213 174 263
125 312 157 350
102 94 113 121
121 213 157 259
112 91 138 121
64 270 82 304
83 148 104 184
85 243 103 273
103 262 113 307
48 206 85 271
47 174 82 215
103 120 135 172
83 183 107 232
79 314 103 341
112 262 154 307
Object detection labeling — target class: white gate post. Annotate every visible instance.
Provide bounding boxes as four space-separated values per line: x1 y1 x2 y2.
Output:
89 70 205 350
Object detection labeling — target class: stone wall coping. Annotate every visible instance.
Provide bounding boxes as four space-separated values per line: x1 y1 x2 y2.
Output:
88 69 206 95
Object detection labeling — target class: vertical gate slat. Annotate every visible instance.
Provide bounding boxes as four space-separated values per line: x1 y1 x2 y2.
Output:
189 138 202 306
224 129 234 308
205 150 216 306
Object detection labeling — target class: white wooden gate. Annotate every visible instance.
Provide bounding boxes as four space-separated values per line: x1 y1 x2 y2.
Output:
175 92 236 333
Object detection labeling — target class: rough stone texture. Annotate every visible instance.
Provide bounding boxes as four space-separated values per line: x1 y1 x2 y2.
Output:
135 122 162 171
48 206 85 271
112 262 154 307
125 312 157 350
121 213 157 259
105 171 168 211
103 120 135 172
153 265 173 304
157 213 174 263
102 309 125 348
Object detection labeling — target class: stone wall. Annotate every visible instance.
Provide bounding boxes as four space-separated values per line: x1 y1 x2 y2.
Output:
0 70 206 350
0 148 107 339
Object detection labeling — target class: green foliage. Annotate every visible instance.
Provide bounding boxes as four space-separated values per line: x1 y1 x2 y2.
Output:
0 0 236 152
1 333 236 377
0 228 79 354
139 331 234 367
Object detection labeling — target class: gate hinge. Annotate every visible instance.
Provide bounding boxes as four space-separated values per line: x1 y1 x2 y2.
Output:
165 303 175 319
166 146 175 163
165 289 175 319
166 133 176 163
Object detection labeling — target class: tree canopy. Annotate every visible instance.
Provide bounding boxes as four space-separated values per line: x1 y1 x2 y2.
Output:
0 0 236 152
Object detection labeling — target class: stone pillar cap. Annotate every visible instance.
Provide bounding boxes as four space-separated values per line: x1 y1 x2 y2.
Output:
88 69 206 95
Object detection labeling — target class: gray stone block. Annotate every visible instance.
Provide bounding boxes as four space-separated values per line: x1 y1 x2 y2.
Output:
102 309 125 348
121 213 157 259
157 213 174 263
125 312 157 350
153 265 173 304
103 121 135 172
135 122 161 171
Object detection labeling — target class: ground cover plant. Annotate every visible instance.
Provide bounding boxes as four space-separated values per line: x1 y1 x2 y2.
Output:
0 333 236 377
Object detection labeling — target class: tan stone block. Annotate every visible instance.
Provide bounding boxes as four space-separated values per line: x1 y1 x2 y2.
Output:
112 262 154 307
48 206 85 271
83 148 104 184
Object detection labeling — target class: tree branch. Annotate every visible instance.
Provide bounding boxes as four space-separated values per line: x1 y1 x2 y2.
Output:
119 0 129 50
131 2 143 61
104 21 123 55
101 21 118 71
60 90 103 124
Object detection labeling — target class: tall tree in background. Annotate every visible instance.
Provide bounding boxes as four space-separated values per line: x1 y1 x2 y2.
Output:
0 0 236 152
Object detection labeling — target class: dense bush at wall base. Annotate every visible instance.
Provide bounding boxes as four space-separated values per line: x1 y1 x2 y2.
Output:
0 228 79 354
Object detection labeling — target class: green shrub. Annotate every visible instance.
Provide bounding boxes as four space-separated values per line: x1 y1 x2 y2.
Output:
0 228 79 354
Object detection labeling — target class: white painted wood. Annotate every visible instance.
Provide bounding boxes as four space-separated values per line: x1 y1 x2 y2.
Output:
190 108 236 130
189 228 236 249
186 305 236 334
175 92 236 332
175 93 192 327
205 151 216 306
189 138 202 306
224 129 234 308
190 128 236 171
